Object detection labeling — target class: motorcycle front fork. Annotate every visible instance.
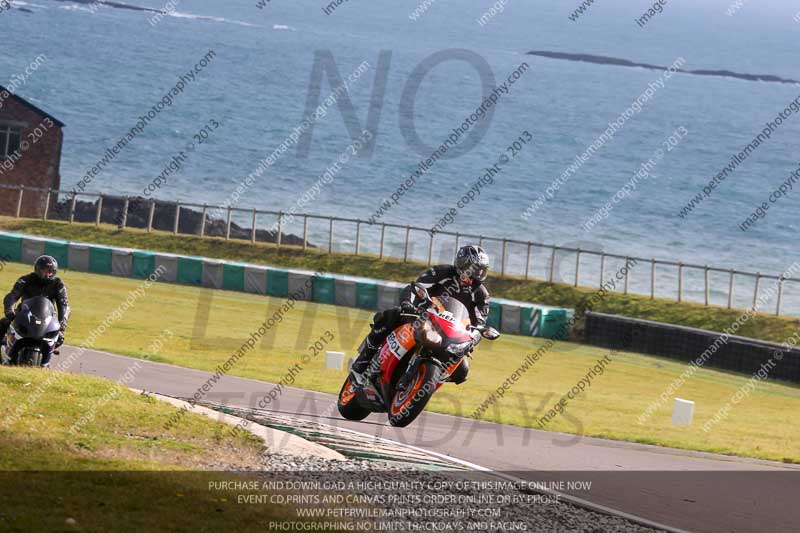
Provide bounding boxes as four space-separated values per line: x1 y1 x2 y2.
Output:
0 334 12 364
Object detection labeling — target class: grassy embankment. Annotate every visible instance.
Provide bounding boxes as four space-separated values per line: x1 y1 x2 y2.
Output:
0 366 333 532
0 216 796 343
1 258 798 464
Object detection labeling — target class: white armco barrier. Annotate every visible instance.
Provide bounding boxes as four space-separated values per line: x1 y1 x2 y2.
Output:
326 351 345 370
672 398 695 425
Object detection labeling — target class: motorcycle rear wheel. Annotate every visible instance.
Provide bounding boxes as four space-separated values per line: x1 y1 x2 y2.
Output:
388 362 441 428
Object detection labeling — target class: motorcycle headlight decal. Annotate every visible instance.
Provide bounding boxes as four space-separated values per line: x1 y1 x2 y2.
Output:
420 321 442 346
446 340 473 355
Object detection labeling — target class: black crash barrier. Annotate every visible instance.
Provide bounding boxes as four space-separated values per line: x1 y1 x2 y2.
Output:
584 312 800 384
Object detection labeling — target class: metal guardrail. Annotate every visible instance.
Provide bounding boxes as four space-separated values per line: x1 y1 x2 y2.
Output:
1 183 797 316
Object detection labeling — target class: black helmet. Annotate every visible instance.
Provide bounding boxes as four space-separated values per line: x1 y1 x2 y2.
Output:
34 255 58 282
455 245 489 283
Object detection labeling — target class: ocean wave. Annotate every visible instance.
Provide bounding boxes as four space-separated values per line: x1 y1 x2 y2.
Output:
10 1 49 7
167 11 258 28
57 3 103 13
45 0 259 27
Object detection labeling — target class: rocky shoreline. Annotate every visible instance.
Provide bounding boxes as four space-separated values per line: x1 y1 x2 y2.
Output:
48 195 310 247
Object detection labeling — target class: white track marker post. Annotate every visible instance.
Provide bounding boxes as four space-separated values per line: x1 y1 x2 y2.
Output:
326 351 345 370
672 398 694 425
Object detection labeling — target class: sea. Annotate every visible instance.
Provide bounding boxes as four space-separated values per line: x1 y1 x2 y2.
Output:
2 0 799 310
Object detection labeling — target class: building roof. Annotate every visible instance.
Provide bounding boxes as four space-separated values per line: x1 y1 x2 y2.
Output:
0 85 65 127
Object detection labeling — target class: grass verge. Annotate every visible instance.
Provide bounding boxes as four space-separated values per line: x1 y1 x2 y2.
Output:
1 262 797 464
0 365 333 531
1 216 797 344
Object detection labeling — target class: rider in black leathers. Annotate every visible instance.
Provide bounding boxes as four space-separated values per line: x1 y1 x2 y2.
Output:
0 255 70 349
351 245 491 384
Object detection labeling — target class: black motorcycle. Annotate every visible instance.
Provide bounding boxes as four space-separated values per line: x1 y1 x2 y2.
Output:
1 297 62 367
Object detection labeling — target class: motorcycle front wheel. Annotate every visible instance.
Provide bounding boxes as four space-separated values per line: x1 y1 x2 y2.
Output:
17 347 42 367
337 375 371 421
388 361 441 428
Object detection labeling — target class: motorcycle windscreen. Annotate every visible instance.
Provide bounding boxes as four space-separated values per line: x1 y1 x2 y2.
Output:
431 295 470 326
429 295 473 342
16 297 59 338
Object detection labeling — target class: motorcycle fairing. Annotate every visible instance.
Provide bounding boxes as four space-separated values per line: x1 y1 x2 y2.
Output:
378 323 416 385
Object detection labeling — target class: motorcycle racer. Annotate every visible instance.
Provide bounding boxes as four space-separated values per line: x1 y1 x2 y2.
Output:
0 255 70 350
351 245 491 384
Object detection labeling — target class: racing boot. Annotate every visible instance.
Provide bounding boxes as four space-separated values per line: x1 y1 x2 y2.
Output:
351 337 381 385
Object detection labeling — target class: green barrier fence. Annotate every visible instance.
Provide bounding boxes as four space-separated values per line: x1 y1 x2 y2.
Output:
132 251 157 279
89 246 113 274
44 240 69 269
177 257 203 285
538 308 571 340
0 234 22 262
312 275 336 305
521 307 536 336
356 281 378 309
487 301 502 331
223 263 245 292
267 268 289 297
0 231 573 340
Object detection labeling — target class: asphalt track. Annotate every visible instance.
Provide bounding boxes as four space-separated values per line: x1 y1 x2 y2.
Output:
61 347 800 533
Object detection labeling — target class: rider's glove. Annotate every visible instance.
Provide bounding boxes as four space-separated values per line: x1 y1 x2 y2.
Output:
400 301 417 315
56 332 65 347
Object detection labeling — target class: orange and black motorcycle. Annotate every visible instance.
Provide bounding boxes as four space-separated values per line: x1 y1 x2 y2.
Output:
337 283 500 427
